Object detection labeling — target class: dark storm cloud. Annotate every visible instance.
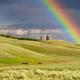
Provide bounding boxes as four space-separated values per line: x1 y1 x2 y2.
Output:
0 0 22 5
9 17 30 21
8 22 58 30
0 0 80 9
9 17 20 20
57 0 80 9
0 0 40 8
6 2 44 16
5 0 80 21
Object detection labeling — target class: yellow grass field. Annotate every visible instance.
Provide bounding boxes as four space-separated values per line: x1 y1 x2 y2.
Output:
0 36 80 80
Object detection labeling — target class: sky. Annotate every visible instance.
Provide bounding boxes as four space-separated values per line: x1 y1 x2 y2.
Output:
0 0 80 42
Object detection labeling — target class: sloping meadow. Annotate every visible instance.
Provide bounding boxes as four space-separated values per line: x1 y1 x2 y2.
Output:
0 37 80 79
0 36 80 65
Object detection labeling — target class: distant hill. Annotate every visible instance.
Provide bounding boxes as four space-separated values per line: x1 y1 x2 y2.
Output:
0 36 80 65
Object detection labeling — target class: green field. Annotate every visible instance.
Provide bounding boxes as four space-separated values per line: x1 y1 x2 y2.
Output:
0 36 80 65
0 36 80 80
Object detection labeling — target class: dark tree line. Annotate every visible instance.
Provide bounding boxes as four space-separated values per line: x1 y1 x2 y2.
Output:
0 34 50 41
0 34 38 41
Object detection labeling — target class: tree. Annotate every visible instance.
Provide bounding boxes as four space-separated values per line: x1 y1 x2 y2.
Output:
39 36 43 41
46 35 50 40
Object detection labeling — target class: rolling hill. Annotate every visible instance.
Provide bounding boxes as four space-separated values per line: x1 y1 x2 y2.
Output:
0 36 80 65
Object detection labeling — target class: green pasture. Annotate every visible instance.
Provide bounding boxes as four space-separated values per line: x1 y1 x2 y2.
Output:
0 36 80 67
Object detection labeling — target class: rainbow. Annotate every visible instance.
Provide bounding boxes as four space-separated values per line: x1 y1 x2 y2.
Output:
39 0 80 43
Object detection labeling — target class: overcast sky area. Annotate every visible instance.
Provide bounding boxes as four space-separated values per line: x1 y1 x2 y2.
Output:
0 0 80 42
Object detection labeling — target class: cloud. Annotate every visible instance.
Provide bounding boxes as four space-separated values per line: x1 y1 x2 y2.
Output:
5 1 50 22
29 29 41 34
0 22 60 31
1 0 80 24
56 0 80 9
10 29 29 35
41 29 63 34
0 26 67 41
28 29 63 35
9 17 20 20
0 23 16 30
8 22 58 30
0 23 64 39
0 30 9 34
7 3 43 16
5 2 49 22
28 29 64 39
0 0 23 5
0 29 29 35
0 16 4 18
1 0 80 9
64 9 80 28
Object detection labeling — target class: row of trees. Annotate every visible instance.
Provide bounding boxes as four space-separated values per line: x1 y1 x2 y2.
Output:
39 35 50 41
0 34 38 41
0 34 50 41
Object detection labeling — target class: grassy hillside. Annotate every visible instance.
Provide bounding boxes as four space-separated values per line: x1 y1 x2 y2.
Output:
0 36 80 65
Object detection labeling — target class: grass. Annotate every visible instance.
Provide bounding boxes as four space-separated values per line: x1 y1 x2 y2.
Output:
0 36 80 79
0 36 80 65
0 66 80 80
